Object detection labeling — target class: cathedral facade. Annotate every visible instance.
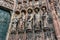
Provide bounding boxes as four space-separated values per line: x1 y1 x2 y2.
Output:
0 0 60 40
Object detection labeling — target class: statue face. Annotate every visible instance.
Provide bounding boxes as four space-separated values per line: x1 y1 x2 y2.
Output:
34 7 40 13
41 6 46 12
28 9 33 14
15 11 20 15
21 10 26 15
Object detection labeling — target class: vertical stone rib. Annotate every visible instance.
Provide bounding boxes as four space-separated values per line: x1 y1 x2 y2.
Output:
49 0 60 40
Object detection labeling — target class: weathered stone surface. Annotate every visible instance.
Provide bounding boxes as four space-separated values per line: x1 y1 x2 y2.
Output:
0 0 20 11
0 0 13 10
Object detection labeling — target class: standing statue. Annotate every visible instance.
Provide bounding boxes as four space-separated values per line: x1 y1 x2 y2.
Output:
34 7 41 29
26 8 34 30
